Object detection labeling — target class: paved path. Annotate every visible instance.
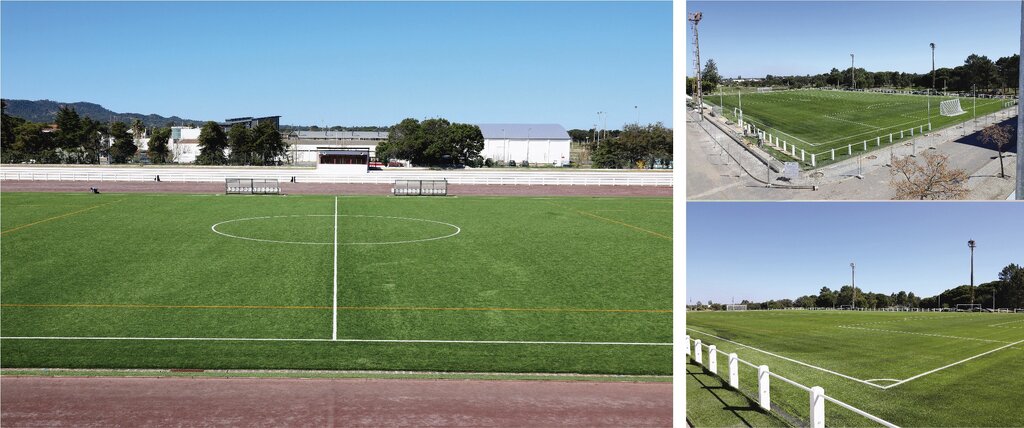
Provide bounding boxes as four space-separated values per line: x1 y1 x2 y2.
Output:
0 376 672 427
687 109 1017 200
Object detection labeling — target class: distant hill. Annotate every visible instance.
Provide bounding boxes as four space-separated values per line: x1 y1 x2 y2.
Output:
2 99 207 128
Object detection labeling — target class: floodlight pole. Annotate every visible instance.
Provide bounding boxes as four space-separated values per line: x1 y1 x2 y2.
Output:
929 43 935 128
850 262 856 310
968 239 976 306
850 54 856 90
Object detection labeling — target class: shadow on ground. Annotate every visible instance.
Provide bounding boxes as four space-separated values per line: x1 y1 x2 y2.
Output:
951 116 1018 153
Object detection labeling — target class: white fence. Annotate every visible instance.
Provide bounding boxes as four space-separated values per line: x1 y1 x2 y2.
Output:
0 166 673 187
686 335 899 428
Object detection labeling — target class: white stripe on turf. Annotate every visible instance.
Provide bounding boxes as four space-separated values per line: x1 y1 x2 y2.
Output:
884 338 1024 389
685 327 884 389
837 325 1013 344
332 196 338 341
0 336 671 346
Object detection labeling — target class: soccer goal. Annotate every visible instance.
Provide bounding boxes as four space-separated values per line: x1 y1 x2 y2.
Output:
955 304 982 312
726 304 748 311
757 87 773 93
839 305 855 310
392 179 447 196
225 178 281 195
939 99 967 116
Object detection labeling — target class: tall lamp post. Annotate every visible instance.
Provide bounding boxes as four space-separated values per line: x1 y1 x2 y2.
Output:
851 54 855 89
850 262 856 310
929 43 935 128
968 240 976 307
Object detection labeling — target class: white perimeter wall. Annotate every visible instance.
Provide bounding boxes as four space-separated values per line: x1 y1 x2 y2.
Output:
481 139 571 166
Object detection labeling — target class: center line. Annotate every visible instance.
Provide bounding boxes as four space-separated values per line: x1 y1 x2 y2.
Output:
332 196 339 341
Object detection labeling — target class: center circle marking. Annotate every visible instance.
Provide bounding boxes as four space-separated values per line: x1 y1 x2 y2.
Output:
211 214 461 245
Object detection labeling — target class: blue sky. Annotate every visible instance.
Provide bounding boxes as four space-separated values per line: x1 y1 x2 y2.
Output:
687 202 1024 304
686 1 1019 79
0 1 671 129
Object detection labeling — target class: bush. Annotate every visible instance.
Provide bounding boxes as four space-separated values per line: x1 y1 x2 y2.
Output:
508 160 516 167
521 160 529 167
484 158 494 167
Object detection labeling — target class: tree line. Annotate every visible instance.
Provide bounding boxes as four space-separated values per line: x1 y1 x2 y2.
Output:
567 123 673 169
375 118 484 167
689 52 1020 95
692 263 1024 311
1 102 287 165
193 121 286 166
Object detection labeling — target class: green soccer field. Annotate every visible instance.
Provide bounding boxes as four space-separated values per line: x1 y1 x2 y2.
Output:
686 310 1024 427
706 89 1012 168
0 192 672 375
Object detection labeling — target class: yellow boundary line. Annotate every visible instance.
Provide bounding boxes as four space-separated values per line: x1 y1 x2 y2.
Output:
0 303 671 314
540 201 671 241
1 200 120 236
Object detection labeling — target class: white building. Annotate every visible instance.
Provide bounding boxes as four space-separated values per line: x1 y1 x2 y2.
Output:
477 124 571 166
169 126 203 163
287 130 388 166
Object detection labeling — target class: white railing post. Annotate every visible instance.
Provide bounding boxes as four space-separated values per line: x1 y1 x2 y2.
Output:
901 130 904 138
890 133 893 143
684 335 691 356
728 353 739 388
708 345 718 374
811 153 816 167
801 149 805 162
910 127 914 136
877 136 881 146
831 149 835 160
863 140 867 150
758 365 770 410
810 386 826 428
694 340 703 364
848 144 852 155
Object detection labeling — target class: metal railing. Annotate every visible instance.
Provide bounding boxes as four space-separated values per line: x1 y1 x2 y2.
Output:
685 334 898 428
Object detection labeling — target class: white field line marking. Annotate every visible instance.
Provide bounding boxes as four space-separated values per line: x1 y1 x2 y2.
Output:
685 328 884 389
332 197 338 341
989 318 1024 327
0 336 671 346
883 338 1024 389
822 113 883 130
210 215 461 245
837 325 1012 344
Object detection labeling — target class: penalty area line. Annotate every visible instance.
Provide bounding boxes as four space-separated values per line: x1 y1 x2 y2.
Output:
883 338 1024 389
0 336 671 346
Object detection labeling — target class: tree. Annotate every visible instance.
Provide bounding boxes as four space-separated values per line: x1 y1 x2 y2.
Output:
702 59 721 93
252 120 286 165
995 54 1020 95
963 54 1000 90
889 152 969 200
54 106 82 150
446 122 484 165
227 123 253 165
816 286 836 308
148 127 172 164
107 121 137 163
131 119 145 143
377 118 482 166
980 123 1014 178
196 121 228 165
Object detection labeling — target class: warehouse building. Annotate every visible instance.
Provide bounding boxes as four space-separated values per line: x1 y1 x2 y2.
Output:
477 124 571 166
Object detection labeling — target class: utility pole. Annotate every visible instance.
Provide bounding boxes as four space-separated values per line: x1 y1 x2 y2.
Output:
969 239 977 306
689 12 704 120
850 262 856 310
851 54 855 89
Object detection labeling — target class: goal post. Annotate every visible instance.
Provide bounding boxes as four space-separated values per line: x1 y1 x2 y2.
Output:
955 304 982 312
939 99 967 116
757 87 773 93
726 304 748 311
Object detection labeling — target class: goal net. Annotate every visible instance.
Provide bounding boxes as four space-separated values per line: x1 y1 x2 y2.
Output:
955 304 981 312
726 304 747 311
939 99 967 116
757 87 773 93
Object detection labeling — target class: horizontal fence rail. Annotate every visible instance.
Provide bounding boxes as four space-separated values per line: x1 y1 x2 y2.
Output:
685 334 899 428
0 166 673 187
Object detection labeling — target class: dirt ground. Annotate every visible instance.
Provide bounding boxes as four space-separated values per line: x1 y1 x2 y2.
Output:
0 376 672 427
0 180 673 197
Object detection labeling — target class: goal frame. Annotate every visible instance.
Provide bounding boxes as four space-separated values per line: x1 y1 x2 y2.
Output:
955 304 982 312
725 304 748 311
